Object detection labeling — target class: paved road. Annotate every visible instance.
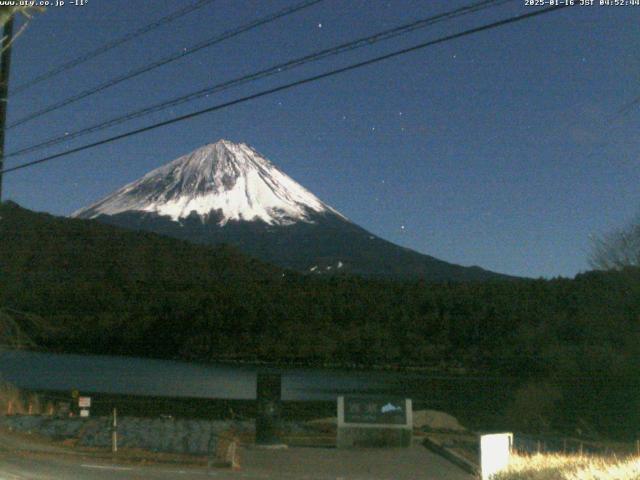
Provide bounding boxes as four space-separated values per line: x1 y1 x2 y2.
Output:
0 452 212 479
0 447 474 480
0 429 473 480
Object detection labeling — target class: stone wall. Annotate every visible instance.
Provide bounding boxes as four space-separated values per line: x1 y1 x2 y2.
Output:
0 415 251 454
0 415 318 455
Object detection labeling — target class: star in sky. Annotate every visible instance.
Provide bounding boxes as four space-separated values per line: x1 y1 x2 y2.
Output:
7 0 635 279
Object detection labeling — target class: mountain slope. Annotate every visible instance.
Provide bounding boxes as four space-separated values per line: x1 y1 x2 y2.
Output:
3 202 640 439
73 139 509 281
73 140 342 226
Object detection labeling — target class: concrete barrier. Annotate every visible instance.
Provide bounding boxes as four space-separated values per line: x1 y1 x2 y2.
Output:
422 435 479 475
0 415 319 455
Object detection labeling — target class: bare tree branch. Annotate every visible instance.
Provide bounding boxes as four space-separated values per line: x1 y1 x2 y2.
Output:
589 215 640 270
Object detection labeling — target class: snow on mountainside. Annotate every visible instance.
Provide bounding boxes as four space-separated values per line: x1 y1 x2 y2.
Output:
72 140 344 226
72 139 512 281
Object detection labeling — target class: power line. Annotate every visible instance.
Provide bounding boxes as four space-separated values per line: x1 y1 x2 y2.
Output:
608 96 640 122
0 4 569 176
7 0 323 129
6 0 512 159
11 0 217 95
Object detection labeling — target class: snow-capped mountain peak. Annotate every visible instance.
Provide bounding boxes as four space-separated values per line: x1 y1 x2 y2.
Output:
73 139 344 226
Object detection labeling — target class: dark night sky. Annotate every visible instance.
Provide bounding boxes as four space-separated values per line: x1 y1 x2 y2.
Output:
3 0 639 278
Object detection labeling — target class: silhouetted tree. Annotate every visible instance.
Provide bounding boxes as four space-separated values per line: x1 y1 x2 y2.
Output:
589 214 640 270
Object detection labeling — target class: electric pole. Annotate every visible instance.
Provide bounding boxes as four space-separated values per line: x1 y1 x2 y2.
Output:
0 12 14 202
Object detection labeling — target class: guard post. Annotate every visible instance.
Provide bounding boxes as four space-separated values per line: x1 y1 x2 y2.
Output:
480 432 513 480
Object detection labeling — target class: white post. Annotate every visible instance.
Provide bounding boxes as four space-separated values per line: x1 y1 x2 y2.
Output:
111 408 118 453
480 433 512 480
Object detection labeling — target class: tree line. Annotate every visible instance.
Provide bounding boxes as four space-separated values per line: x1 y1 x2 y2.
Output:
1 201 638 439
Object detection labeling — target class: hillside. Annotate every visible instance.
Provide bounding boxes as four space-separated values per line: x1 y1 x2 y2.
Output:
0 309 45 349
1 201 639 438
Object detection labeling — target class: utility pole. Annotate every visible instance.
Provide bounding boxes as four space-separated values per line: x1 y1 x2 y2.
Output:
111 407 118 454
0 12 14 202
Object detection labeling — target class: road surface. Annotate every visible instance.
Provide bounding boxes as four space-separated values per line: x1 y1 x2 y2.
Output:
0 429 473 480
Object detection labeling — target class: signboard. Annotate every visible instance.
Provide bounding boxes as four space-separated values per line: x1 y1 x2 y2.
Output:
78 397 91 408
337 396 413 448
480 433 513 480
343 397 408 425
80 409 90 418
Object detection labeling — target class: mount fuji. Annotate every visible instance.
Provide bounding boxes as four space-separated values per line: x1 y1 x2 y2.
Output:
73 140 507 281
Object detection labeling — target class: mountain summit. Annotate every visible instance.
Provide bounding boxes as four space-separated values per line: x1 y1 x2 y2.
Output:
73 140 343 226
73 140 509 281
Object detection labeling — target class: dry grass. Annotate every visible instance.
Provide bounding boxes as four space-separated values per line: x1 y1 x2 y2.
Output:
0 378 44 416
494 453 640 480
0 378 25 415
